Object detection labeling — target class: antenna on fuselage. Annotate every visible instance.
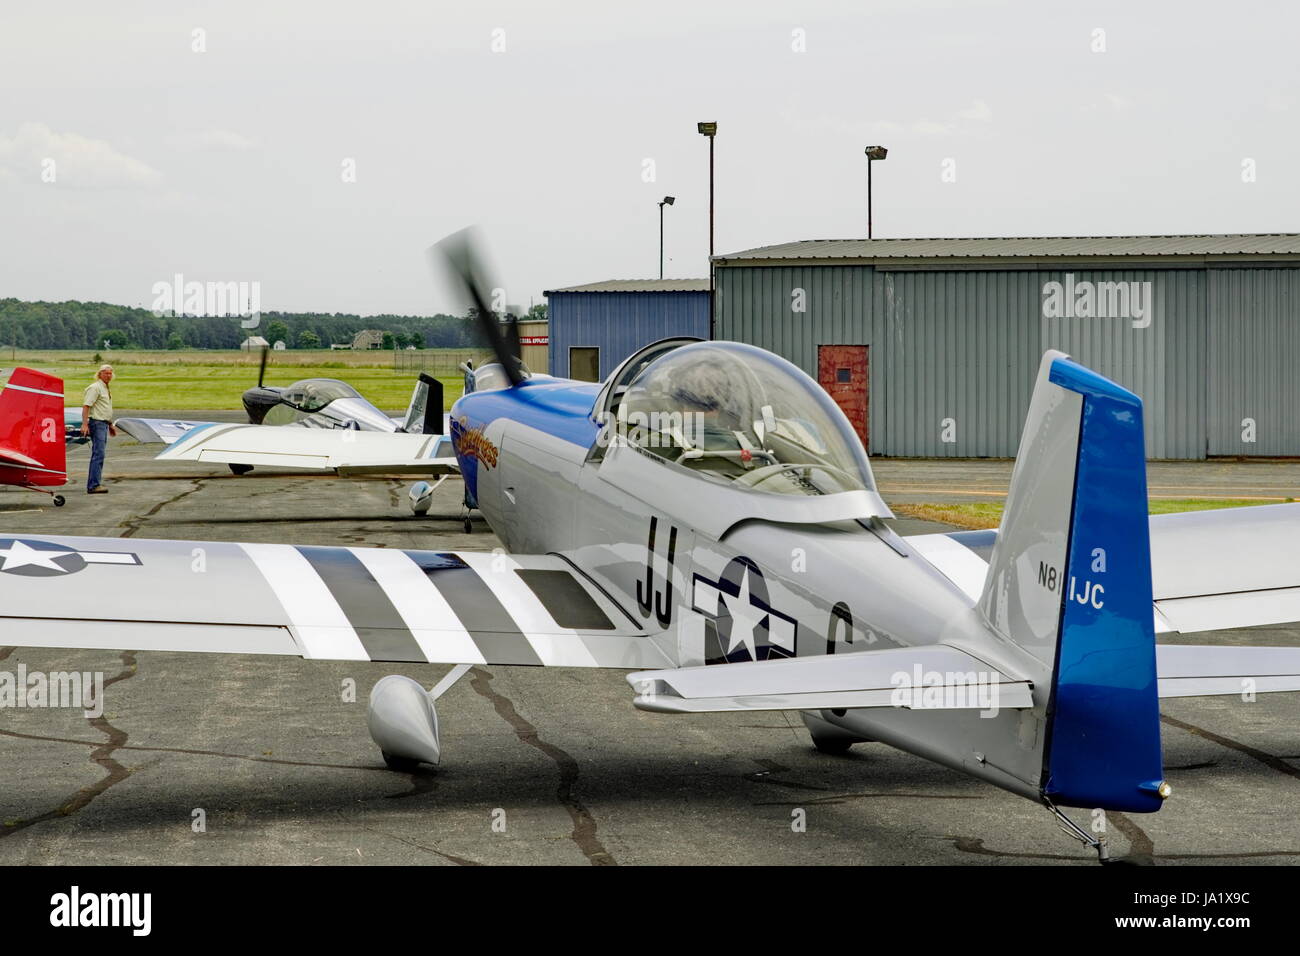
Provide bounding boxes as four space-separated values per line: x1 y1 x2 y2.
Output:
257 345 269 389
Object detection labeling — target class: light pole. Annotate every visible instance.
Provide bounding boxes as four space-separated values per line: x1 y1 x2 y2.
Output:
865 145 887 239
698 121 717 336
658 196 675 279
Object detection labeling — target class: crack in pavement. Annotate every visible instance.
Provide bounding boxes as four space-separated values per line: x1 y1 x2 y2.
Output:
945 713 1300 863
1108 811 1155 865
1161 713 1300 780
116 479 208 537
1 651 141 841
944 836 1085 861
743 758 832 792
755 792 983 807
0 726 397 774
468 667 616 866
347 823 482 866
946 834 1300 863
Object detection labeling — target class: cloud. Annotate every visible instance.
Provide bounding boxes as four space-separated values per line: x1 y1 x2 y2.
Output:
167 129 257 151
957 98 992 122
0 122 160 188
868 99 993 137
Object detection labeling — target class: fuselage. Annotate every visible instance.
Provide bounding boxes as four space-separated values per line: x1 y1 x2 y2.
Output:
450 361 1055 804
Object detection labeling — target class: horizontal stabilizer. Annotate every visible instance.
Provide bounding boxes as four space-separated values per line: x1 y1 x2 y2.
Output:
1157 644 1300 698
627 644 1033 714
909 502 1300 636
0 446 41 467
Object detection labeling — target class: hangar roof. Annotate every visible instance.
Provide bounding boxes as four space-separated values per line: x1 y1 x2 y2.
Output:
545 278 710 294
714 234 1300 267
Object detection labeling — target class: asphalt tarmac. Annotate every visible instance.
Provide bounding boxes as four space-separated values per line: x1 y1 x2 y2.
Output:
1 416 1297 865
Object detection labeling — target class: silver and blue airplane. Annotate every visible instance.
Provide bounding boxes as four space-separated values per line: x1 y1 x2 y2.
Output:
3 240 1298 861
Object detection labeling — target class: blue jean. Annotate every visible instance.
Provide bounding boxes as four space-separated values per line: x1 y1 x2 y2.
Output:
87 419 109 491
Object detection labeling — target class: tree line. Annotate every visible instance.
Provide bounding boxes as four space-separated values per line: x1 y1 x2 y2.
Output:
0 299 547 350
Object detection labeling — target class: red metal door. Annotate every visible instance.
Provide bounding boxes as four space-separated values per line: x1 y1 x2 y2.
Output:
818 345 868 448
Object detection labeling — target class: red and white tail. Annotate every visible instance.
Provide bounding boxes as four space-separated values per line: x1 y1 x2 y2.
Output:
0 367 67 488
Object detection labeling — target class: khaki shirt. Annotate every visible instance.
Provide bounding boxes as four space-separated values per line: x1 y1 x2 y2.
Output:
83 379 113 421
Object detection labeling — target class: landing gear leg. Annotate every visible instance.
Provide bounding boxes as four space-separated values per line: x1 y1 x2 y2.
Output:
461 487 478 533
1045 800 1110 864
19 485 65 507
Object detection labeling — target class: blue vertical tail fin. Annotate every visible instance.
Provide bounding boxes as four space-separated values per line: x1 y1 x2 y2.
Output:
980 351 1167 813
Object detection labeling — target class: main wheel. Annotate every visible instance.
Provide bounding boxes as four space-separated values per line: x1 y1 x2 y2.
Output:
463 518 472 533
812 737 855 756
52 495 66 507
381 751 423 773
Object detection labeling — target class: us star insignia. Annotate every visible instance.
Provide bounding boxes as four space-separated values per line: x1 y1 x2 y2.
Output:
693 556 798 665
0 539 142 577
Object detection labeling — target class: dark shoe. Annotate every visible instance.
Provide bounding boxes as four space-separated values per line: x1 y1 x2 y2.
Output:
87 487 109 495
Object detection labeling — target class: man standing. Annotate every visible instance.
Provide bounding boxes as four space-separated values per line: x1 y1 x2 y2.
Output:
80 364 118 494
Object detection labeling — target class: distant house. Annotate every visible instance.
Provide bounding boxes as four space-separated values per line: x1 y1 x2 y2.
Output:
350 329 386 350
240 336 270 351
273 340 287 351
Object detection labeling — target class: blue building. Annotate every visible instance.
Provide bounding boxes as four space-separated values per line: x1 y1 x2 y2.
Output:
543 279 710 380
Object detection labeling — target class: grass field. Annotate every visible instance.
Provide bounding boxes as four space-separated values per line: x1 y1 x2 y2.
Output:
894 497 1291 530
4 350 484 411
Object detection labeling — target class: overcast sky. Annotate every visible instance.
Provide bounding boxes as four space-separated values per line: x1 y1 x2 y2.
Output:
0 0 1295 316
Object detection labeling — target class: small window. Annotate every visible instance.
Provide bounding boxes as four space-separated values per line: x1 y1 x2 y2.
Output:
836 368 851 383
570 347 600 382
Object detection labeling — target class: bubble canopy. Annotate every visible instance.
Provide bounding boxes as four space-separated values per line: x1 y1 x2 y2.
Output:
283 379 362 412
613 342 878 497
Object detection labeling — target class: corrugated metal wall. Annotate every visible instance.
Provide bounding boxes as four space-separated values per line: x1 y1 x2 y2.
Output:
717 262 1298 459
547 291 710 379
872 270 1039 457
1039 269 1206 459
1207 269 1300 456
710 265 873 372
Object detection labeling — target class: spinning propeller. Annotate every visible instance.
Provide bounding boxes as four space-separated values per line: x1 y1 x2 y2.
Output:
430 228 526 387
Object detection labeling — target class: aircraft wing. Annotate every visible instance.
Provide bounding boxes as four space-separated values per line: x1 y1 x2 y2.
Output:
627 644 1035 713
906 502 1300 635
154 423 460 475
0 534 671 669
116 417 221 444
